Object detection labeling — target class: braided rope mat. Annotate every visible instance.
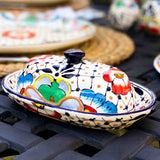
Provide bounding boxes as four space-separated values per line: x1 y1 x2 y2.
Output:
0 26 135 77
0 0 90 11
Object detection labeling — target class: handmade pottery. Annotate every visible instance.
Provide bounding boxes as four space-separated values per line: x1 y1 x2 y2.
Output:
2 50 156 130
140 0 160 35
153 54 160 73
109 0 140 30
0 11 96 53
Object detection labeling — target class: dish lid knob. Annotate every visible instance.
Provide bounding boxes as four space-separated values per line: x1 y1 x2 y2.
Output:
64 49 85 64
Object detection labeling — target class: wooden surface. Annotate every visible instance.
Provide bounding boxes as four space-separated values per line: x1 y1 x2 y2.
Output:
0 4 160 160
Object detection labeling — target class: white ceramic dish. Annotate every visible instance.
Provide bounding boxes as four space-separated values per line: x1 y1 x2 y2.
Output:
154 54 160 73
0 11 96 54
2 50 156 130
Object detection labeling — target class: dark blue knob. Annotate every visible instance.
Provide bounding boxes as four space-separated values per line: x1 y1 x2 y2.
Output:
64 49 85 64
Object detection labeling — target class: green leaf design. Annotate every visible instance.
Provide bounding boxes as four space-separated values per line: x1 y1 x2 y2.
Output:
38 81 66 103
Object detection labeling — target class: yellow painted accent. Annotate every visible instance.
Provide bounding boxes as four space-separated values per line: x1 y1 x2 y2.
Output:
140 16 160 26
33 74 54 88
84 109 90 112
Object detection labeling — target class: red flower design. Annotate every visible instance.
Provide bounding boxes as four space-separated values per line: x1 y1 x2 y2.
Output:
84 105 97 113
103 68 132 95
2 30 36 39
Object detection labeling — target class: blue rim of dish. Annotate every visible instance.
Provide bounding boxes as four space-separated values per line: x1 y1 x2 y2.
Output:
2 70 157 117
153 54 160 74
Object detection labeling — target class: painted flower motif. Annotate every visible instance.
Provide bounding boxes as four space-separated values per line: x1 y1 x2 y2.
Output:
80 89 117 113
26 75 70 103
103 68 131 95
2 30 36 39
17 73 33 95
24 74 83 111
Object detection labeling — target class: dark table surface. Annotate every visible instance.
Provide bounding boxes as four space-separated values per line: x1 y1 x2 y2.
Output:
0 3 160 160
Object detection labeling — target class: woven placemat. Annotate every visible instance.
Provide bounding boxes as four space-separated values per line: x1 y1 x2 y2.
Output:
0 0 90 11
0 26 135 77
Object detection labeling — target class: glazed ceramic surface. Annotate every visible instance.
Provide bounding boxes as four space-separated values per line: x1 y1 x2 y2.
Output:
109 0 140 30
140 0 160 35
153 54 160 73
2 50 156 130
0 11 95 53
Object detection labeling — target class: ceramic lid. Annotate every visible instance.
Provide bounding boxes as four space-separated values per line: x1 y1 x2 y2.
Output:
16 50 143 114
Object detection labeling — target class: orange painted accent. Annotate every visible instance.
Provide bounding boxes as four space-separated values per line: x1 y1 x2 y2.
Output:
51 63 54 65
113 124 118 126
120 105 123 109
64 117 68 120
130 103 133 106
114 73 124 79
86 66 89 69
50 96 54 103
33 75 37 79
40 64 45 67
109 96 113 100
125 96 127 100
82 117 86 120
13 80 16 83
85 121 90 125
98 73 101 75
26 70 28 74
108 120 112 122
85 72 88 74
71 81 74 84
99 67 103 69
97 122 101 125
97 85 101 88
31 67 34 70
70 116 74 119
82 79 85 82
